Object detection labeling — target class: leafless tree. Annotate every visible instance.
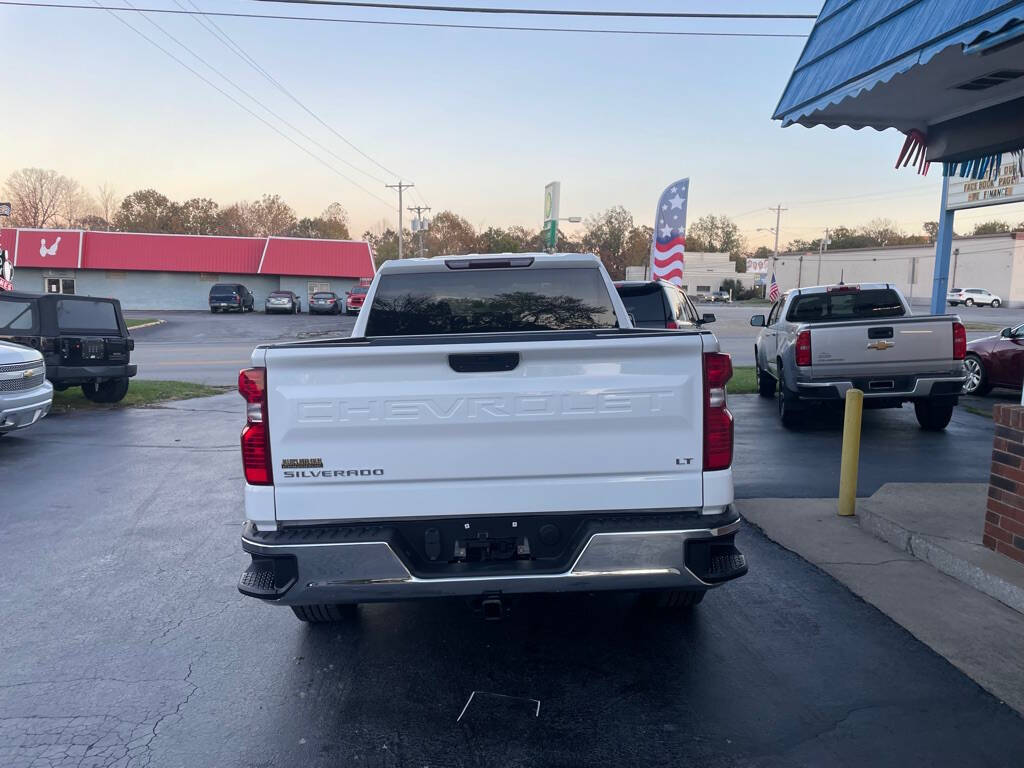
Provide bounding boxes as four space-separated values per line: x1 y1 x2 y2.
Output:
59 180 98 227
2 168 73 228
97 182 121 223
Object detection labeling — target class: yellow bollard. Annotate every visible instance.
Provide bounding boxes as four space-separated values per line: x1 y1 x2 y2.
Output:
838 388 864 517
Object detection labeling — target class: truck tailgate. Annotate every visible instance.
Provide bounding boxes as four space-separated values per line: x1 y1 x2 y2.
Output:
810 316 957 378
264 332 706 522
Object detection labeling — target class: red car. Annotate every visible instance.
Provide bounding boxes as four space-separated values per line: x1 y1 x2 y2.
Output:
964 325 1024 395
345 284 368 315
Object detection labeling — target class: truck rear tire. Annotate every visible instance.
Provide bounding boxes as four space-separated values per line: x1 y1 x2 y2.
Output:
81 377 130 404
778 366 802 428
640 589 705 609
757 360 776 398
290 604 357 623
914 399 954 431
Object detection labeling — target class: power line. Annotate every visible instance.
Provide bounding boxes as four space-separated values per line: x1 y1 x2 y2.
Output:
90 0 395 207
173 0 400 186
124 0 391 190
249 0 818 20
1 2 812 37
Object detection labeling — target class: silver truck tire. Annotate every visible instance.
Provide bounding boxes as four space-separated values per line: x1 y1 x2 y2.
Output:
291 604 357 623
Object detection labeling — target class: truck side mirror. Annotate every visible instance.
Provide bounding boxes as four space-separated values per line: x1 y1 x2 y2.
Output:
701 313 716 325
750 314 766 327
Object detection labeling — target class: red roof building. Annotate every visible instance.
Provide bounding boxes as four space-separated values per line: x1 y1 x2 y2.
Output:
0 227 375 310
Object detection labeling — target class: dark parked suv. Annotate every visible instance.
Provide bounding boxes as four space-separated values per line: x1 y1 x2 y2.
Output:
614 280 714 329
0 291 137 402
209 283 255 313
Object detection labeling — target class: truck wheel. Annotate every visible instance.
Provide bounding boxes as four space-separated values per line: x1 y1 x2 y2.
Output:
963 354 990 395
640 589 705 609
290 604 357 623
756 358 775 398
914 399 954 431
777 366 802 428
81 377 130 404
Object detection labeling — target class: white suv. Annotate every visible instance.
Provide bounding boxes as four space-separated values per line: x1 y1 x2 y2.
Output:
947 287 1001 308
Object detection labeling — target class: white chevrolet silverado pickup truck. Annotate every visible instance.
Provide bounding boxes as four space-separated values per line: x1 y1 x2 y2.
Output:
237 253 746 622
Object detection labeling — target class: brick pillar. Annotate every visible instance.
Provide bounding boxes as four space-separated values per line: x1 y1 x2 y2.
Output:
987 404 1024 565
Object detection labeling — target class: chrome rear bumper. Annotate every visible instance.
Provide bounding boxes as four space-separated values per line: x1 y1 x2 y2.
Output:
796 375 964 400
239 516 744 605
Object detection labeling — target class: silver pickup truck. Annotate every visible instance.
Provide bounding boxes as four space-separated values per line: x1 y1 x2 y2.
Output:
751 284 966 430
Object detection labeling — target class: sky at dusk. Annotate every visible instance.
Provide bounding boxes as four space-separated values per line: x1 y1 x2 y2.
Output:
3 0 1023 247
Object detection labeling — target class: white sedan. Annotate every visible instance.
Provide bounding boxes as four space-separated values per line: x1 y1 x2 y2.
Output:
947 287 1001 307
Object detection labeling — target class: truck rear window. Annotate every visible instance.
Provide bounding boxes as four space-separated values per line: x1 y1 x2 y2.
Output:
56 300 120 331
365 268 619 336
787 289 905 322
616 285 667 323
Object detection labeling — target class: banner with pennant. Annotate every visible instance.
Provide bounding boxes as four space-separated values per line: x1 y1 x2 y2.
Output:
649 178 689 286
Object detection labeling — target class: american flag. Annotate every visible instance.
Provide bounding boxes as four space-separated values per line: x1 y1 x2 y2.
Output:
649 178 688 286
768 271 780 302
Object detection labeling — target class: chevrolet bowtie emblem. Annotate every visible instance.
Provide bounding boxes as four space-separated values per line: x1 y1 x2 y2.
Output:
867 341 894 351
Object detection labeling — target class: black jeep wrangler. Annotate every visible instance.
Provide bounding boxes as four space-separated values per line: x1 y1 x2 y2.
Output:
0 292 137 403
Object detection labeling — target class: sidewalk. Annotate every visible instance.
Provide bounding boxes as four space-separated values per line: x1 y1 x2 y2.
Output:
738 484 1024 715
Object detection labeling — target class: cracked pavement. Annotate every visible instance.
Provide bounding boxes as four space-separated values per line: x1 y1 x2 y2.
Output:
2 393 1023 766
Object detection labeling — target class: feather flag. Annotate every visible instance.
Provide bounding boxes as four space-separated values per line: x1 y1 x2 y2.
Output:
650 178 689 286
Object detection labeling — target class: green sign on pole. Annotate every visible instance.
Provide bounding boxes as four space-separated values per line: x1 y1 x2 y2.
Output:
541 219 557 249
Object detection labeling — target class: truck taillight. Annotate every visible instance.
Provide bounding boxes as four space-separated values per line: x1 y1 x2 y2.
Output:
703 352 734 472
795 330 812 367
665 320 679 329
239 367 272 485
953 322 966 360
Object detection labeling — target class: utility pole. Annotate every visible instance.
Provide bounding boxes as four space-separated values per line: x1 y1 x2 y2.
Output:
407 205 431 258
385 181 414 259
769 204 787 266
817 227 829 284
951 247 960 288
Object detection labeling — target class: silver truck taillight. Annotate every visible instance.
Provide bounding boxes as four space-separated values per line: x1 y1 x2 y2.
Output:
239 367 272 485
703 352 734 472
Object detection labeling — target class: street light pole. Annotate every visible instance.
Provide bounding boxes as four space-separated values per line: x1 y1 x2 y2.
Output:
817 227 829 284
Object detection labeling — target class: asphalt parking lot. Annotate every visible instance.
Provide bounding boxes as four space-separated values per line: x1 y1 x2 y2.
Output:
125 301 1024 384
3 396 1024 767
126 309 356 385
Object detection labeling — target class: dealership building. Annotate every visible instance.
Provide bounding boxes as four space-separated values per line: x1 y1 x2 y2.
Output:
0 227 375 310
769 232 1024 306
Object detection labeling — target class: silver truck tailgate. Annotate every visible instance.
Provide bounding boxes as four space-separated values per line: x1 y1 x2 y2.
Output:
810 316 958 378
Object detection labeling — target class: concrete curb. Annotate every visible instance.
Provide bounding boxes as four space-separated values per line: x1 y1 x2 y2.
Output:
127 320 165 331
857 503 1024 615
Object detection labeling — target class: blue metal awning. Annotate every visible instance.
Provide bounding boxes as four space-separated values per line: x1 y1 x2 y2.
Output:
774 0 1024 130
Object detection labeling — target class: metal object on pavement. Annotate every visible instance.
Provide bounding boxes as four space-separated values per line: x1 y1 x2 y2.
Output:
838 388 864 517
